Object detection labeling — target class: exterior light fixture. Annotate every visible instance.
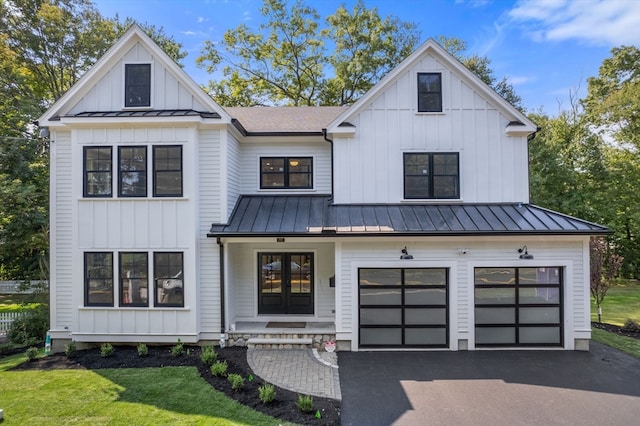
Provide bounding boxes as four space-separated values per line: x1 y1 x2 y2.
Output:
289 159 299 167
400 246 414 260
518 245 534 259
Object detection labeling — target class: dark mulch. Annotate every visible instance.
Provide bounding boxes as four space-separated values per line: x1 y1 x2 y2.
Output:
11 344 341 425
592 321 640 340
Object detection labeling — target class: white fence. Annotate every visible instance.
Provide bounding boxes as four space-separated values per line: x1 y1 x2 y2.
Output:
0 311 25 334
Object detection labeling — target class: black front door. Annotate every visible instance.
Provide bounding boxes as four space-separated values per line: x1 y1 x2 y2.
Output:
258 253 314 315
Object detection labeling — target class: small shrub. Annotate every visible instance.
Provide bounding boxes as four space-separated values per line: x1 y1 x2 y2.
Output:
0 342 14 356
297 394 314 413
258 383 276 403
137 343 148 357
100 343 115 357
170 338 184 357
7 304 49 345
200 345 217 365
622 319 640 333
228 373 245 391
211 360 228 377
64 341 77 358
25 346 40 361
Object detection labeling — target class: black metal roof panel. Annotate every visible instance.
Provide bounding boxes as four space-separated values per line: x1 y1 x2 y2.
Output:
209 195 609 237
67 109 221 119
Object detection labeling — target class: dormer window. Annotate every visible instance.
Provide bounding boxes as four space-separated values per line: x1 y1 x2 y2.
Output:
417 73 442 112
125 63 151 107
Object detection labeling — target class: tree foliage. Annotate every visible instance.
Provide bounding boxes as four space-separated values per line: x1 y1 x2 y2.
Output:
590 237 623 323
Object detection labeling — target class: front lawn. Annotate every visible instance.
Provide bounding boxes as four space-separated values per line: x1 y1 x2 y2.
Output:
590 279 640 326
0 353 292 425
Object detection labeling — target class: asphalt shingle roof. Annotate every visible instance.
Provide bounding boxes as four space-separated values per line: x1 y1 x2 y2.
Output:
225 106 346 133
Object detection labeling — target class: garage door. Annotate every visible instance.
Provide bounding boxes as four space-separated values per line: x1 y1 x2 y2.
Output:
359 268 448 348
474 267 563 347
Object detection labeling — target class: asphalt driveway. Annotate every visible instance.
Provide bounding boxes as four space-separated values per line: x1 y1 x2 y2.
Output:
339 342 640 425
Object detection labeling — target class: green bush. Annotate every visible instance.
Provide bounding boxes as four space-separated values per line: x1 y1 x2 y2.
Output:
25 346 40 361
228 373 245 391
64 341 77 358
7 304 49 345
622 319 640 333
137 343 148 357
0 342 13 356
258 383 276 403
200 345 217 365
296 394 314 413
211 360 228 377
170 338 184 357
100 343 115 357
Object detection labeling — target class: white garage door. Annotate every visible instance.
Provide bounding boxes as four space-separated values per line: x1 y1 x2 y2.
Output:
359 268 448 348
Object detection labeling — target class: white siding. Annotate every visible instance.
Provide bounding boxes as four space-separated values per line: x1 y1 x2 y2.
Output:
332 53 529 204
337 237 586 350
239 140 332 195
226 132 241 219
69 41 207 113
198 129 222 333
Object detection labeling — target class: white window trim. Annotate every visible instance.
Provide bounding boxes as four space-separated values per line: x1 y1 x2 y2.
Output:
122 61 154 110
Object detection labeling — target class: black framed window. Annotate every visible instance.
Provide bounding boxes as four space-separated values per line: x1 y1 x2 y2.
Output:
260 157 312 189
83 147 112 197
118 146 147 197
154 252 184 307
153 146 182 197
474 267 563 347
404 152 459 199
84 252 113 306
125 64 151 107
417 72 442 112
119 252 149 307
359 268 448 348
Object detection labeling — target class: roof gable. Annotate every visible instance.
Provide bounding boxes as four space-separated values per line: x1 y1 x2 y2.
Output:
38 24 230 126
326 38 536 136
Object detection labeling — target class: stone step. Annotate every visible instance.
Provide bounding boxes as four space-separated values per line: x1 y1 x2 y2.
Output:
246 337 313 349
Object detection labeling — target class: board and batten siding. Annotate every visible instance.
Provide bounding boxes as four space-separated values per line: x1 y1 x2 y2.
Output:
50 130 74 333
68 41 207 114
198 129 222 336
337 237 588 350
226 132 241 219
227 242 335 323
332 53 529 205
239 140 332 195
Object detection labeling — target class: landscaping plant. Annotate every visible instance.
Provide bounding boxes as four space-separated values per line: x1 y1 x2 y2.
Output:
296 394 314 413
137 343 148 357
7 304 48 345
622 319 640 333
100 343 115 357
25 346 39 361
64 341 76 358
170 338 184 357
228 373 245 391
200 345 217 365
210 360 228 377
590 237 624 322
258 383 276 403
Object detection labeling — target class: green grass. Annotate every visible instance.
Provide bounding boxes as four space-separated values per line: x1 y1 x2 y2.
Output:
0 293 43 312
0 356 294 425
591 328 640 359
590 280 640 326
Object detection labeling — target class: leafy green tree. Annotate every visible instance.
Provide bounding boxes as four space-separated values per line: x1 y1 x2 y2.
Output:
590 237 623 323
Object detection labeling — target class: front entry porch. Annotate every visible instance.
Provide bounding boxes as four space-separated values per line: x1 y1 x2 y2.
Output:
226 321 336 349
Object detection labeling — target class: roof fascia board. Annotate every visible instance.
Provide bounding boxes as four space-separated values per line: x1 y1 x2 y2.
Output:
326 38 536 134
38 24 231 126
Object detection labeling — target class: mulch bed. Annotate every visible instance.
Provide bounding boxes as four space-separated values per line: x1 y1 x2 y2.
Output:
11 345 341 425
591 321 640 340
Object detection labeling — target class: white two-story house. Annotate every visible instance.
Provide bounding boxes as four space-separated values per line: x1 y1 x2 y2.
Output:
39 25 607 352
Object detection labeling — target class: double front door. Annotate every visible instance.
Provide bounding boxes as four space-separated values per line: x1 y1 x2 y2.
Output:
258 253 314 314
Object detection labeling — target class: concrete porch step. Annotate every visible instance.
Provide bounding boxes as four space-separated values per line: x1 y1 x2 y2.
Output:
246 337 313 349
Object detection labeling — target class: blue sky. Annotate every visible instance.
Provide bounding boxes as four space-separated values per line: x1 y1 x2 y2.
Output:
93 0 640 114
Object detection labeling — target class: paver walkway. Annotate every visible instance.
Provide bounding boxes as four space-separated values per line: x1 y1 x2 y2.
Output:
247 349 341 400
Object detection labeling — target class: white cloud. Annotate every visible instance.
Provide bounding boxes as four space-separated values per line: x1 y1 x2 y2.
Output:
197 16 207 23
508 75 535 86
508 0 640 45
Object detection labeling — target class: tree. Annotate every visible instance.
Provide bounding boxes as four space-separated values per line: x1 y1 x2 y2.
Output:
590 237 623 323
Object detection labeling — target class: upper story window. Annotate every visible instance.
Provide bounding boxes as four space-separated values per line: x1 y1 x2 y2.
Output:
260 157 313 189
404 152 459 199
125 64 151 108
417 73 442 112
84 147 112 197
83 145 182 198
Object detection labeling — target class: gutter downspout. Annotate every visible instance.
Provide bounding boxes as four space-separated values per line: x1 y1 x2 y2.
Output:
322 128 334 202
216 236 226 345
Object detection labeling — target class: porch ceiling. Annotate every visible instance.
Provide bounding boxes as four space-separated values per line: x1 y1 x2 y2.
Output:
208 195 609 237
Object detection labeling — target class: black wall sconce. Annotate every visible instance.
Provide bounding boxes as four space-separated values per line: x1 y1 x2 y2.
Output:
518 245 534 259
400 246 414 260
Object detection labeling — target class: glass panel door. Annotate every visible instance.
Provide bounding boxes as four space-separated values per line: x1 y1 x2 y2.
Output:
258 253 314 315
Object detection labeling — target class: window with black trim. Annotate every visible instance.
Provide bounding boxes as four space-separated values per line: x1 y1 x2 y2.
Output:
84 147 112 197
153 146 183 197
85 252 113 306
260 157 312 189
417 72 442 112
125 64 151 107
118 146 147 197
119 252 149 307
404 152 459 199
154 252 184 307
